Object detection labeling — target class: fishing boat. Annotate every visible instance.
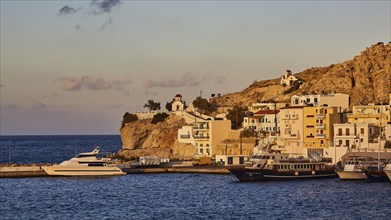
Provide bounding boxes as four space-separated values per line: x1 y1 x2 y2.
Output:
227 153 336 182
41 147 125 176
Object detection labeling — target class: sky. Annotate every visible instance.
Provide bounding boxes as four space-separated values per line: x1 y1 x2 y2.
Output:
1 0 390 135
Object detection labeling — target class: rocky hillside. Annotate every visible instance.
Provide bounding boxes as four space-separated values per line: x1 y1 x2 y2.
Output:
118 115 194 160
215 42 391 107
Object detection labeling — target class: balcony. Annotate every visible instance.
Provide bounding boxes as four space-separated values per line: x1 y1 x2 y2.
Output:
315 123 325 129
316 114 325 119
284 133 299 139
193 125 210 130
193 135 210 140
316 134 325 138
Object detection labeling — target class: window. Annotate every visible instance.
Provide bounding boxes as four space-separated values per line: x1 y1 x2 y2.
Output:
339 140 343 146
338 128 342 136
361 128 364 134
320 140 324 145
346 128 350 135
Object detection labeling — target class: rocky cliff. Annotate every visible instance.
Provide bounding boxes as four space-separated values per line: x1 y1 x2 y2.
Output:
215 42 391 107
118 115 194 160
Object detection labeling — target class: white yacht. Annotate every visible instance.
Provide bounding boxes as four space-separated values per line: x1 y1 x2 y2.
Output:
384 164 391 181
42 147 125 176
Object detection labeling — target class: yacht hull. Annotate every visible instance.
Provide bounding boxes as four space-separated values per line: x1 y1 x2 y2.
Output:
336 171 367 180
228 167 336 182
385 170 391 181
42 166 126 176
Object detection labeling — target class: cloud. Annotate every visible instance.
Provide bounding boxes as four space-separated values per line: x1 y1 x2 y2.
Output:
144 72 206 89
100 17 113 30
214 76 226 85
29 101 47 110
42 92 59 99
90 0 121 14
75 24 82 31
58 5 79 16
58 75 132 92
2 104 18 111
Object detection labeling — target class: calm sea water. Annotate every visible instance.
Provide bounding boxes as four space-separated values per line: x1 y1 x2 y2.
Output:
0 135 122 164
1 136 390 219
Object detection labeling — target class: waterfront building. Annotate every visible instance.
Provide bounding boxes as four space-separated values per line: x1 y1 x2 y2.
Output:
177 125 195 145
276 106 304 155
303 106 339 157
333 123 380 151
193 118 231 156
291 93 349 112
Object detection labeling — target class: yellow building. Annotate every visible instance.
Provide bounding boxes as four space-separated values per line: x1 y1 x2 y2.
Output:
193 119 231 156
303 106 339 157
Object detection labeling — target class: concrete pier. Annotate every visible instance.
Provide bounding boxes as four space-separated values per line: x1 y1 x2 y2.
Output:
0 166 48 178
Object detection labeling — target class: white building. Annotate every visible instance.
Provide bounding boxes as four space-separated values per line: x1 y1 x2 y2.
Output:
172 94 185 112
291 93 349 112
280 70 298 86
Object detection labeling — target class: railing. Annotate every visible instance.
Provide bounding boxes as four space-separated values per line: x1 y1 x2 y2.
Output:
316 134 325 138
193 136 210 140
315 123 325 129
193 126 210 130
316 114 325 119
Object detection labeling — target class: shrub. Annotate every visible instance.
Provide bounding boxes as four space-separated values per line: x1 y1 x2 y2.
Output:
151 112 169 124
121 112 138 128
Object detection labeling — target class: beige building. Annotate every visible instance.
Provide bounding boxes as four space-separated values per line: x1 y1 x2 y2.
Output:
243 110 279 133
333 123 380 151
291 93 349 112
277 106 304 155
193 119 231 156
303 106 339 157
347 104 390 126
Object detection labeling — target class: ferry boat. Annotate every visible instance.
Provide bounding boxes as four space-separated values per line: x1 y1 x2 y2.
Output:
383 164 391 181
227 153 336 182
42 147 125 176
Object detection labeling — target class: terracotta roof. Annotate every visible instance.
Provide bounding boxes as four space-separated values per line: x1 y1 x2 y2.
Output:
254 110 280 115
175 94 182 97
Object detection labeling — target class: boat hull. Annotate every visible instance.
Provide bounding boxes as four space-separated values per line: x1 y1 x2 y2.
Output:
336 171 367 180
228 167 336 182
384 170 391 181
41 166 126 176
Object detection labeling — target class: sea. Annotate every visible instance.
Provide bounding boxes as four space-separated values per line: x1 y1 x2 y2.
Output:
1 135 390 220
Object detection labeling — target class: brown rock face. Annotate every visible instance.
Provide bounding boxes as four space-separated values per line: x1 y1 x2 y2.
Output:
215 43 391 107
118 114 193 160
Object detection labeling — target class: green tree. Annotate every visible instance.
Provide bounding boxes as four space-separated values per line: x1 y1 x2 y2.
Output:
384 141 391 149
226 105 246 129
192 96 211 114
165 101 173 112
143 100 161 111
121 112 138 128
151 112 169 124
